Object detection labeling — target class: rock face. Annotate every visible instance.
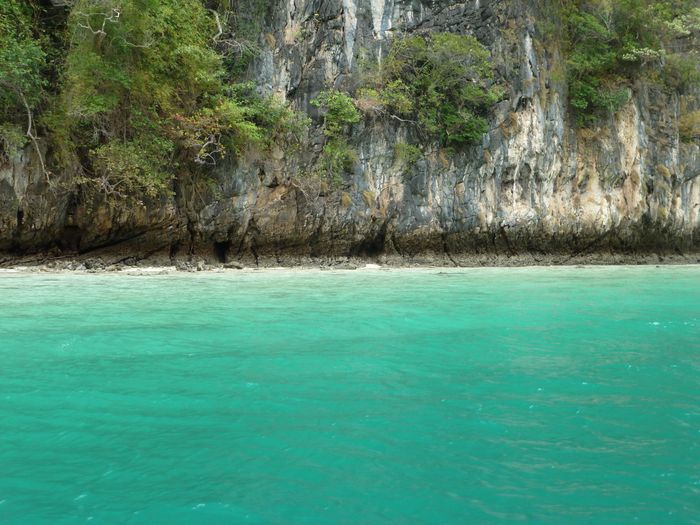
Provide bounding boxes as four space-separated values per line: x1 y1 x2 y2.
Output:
1 0 699 263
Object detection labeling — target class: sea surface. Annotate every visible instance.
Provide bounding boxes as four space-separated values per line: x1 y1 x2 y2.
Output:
0 266 699 524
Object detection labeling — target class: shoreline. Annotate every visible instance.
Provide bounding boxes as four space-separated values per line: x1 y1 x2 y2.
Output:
1 251 698 274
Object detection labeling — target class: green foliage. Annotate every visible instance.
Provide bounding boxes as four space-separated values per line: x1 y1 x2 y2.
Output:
56 0 228 195
0 0 305 197
311 90 360 182
663 52 700 91
363 33 500 146
175 85 309 164
394 142 423 166
568 79 629 122
0 0 47 158
311 90 361 139
379 81 414 114
0 123 26 160
221 0 274 76
92 137 174 198
228 82 311 149
3 0 696 198
0 1 46 102
42 0 305 198
544 0 700 126
679 110 700 143
317 140 358 185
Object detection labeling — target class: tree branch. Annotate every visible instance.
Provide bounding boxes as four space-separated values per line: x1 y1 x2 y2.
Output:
206 8 259 55
0 80 50 183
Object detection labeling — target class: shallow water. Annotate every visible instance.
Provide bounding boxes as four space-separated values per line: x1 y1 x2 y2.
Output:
0 266 699 524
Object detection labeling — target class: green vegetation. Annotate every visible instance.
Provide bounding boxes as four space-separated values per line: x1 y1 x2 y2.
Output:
214 0 274 77
542 0 700 126
53 0 304 198
53 0 219 196
394 142 423 166
311 90 361 183
315 140 358 184
0 0 304 199
359 33 502 146
227 82 310 149
0 1 47 161
679 110 700 143
311 90 361 139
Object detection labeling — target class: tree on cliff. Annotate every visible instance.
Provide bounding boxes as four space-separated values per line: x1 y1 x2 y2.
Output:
0 0 48 173
1 0 305 200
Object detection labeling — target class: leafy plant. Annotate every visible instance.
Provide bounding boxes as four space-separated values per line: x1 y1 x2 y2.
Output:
0 123 26 160
91 137 174 198
361 33 501 146
317 140 358 185
543 0 700 126
679 110 700 143
45 0 305 199
0 0 47 160
394 142 422 166
228 82 310 149
311 90 360 182
311 90 361 139
218 0 274 76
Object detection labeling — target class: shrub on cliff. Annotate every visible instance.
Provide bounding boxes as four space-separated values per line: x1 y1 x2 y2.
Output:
311 90 361 140
679 110 700 143
359 33 502 146
0 1 47 162
0 0 305 200
311 89 361 183
47 0 307 199
542 0 700 126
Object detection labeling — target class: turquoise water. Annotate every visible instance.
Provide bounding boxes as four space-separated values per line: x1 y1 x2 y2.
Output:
1 266 699 524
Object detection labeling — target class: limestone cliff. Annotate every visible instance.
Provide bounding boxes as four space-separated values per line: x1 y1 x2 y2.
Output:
1 0 699 264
